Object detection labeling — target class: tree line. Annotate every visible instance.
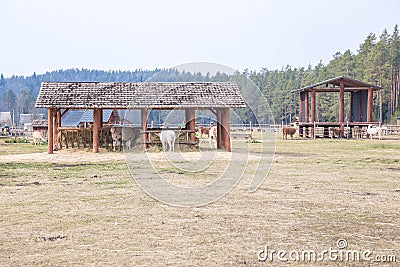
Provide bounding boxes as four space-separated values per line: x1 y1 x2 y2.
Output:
1 25 399 125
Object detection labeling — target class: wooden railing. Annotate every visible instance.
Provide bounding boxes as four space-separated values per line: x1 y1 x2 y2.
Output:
57 127 113 150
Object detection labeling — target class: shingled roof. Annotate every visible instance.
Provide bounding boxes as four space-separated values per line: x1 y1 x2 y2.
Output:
31 119 48 128
35 82 246 109
292 76 382 93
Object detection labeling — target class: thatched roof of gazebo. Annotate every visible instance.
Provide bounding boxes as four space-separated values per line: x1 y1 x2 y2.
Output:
35 82 246 109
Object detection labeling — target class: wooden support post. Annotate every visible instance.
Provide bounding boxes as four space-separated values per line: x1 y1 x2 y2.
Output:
304 91 309 123
367 88 373 123
53 109 58 150
141 108 148 151
339 79 345 124
47 108 54 154
299 92 304 137
221 108 231 152
311 89 316 138
93 108 101 153
187 108 196 148
299 92 304 123
216 109 222 149
304 91 309 137
311 89 316 123
339 79 345 137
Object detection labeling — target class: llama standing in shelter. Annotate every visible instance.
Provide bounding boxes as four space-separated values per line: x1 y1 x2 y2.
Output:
208 125 217 149
197 122 218 149
159 130 176 152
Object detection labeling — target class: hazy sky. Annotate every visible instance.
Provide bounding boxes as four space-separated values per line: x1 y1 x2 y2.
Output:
1 0 399 77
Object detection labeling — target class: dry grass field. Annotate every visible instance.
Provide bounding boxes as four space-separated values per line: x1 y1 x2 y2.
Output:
0 136 399 266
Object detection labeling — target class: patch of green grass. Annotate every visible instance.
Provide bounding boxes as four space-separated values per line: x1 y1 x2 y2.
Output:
245 138 261 143
4 138 30 144
0 141 47 155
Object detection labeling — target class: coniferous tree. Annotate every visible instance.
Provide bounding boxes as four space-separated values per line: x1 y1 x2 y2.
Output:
6 89 16 113
0 74 5 87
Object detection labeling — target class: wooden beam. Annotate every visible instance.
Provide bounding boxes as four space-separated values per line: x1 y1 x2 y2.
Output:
299 92 304 122
312 87 379 92
53 109 58 150
304 91 309 123
367 88 373 122
339 78 345 124
60 108 69 118
311 89 316 123
56 109 62 150
311 89 316 138
216 109 222 149
47 108 53 154
93 108 101 153
221 108 231 152
187 108 196 148
208 108 217 116
141 108 148 151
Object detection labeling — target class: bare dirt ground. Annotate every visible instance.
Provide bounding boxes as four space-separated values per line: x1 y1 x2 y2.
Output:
0 138 399 266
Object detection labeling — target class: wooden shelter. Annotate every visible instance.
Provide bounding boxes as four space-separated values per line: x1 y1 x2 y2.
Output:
292 76 382 137
31 119 48 137
35 82 245 153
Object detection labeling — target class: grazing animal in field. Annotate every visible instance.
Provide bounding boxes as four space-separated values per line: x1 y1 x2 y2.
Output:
282 127 296 140
110 126 138 151
329 127 343 139
159 130 176 152
367 125 382 140
32 131 46 145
